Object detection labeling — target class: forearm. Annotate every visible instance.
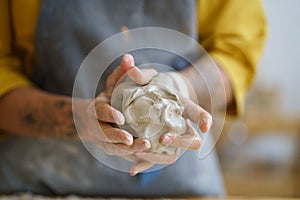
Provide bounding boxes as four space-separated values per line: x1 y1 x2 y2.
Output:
0 87 88 140
179 59 234 112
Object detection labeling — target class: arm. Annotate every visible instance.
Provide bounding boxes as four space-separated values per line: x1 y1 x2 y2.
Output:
0 2 150 171
197 0 267 114
179 61 234 113
129 0 267 174
0 54 150 150
0 87 81 140
0 1 78 139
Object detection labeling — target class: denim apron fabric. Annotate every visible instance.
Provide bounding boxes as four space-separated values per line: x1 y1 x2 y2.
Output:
0 0 225 196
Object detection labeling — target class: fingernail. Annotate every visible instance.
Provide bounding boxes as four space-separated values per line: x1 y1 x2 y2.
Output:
123 54 130 62
112 109 125 125
123 54 135 67
115 114 125 125
143 139 151 149
198 119 206 132
199 117 212 133
125 135 133 145
162 134 172 144
130 170 138 176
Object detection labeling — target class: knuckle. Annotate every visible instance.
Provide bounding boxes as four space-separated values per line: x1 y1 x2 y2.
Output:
108 129 117 139
108 129 122 142
102 130 112 142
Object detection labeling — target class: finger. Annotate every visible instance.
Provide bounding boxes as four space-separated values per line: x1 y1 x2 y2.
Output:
135 148 180 164
106 54 135 96
98 122 133 145
127 67 158 85
180 96 212 133
95 100 125 124
130 161 153 176
160 120 202 150
102 139 151 156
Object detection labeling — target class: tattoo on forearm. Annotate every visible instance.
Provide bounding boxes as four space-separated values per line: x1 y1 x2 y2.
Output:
54 99 67 109
24 112 37 125
20 98 79 140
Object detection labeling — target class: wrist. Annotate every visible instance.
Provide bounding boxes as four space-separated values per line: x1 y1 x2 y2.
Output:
165 72 197 102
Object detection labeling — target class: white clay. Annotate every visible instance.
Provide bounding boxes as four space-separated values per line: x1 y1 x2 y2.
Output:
111 73 186 154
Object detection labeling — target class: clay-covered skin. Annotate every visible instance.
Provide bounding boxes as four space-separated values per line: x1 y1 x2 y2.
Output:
111 74 186 154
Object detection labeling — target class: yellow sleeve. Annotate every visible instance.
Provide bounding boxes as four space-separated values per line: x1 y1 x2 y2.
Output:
0 0 35 98
198 0 267 115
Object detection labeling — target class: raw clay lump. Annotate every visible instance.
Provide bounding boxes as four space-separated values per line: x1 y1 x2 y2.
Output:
111 73 186 154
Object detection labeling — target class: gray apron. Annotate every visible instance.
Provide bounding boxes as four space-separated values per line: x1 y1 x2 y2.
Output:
0 0 225 196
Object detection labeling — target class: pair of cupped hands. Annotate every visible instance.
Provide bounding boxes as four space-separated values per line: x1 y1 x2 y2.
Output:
90 54 212 176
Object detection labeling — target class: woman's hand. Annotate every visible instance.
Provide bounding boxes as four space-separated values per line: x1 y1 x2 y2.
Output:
92 53 212 175
124 65 212 176
92 54 151 159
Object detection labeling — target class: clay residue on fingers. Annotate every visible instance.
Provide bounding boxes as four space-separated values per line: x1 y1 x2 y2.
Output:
111 74 186 154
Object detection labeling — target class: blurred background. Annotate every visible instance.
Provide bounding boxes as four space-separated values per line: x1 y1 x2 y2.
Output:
1 0 299 199
217 0 300 197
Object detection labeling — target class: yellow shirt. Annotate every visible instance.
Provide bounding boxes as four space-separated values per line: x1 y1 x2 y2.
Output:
0 0 267 115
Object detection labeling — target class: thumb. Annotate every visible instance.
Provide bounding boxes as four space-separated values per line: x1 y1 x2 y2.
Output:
127 67 158 85
106 54 135 96
120 54 135 72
